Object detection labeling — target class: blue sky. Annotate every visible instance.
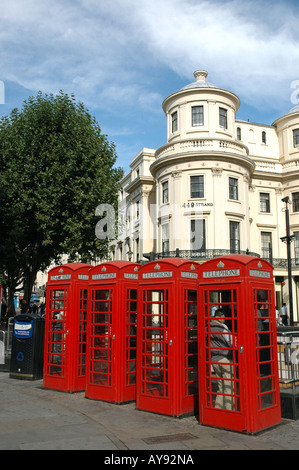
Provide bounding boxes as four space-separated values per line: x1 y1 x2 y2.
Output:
0 0 299 173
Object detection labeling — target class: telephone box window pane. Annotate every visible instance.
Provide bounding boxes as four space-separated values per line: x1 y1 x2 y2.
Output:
53 290 66 299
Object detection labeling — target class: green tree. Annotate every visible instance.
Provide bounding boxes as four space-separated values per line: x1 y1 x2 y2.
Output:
0 91 123 313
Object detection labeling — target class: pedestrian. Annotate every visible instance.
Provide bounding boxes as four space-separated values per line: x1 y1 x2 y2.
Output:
32 301 39 314
281 303 288 326
210 309 234 411
20 299 30 314
275 306 280 325
1 299 7 324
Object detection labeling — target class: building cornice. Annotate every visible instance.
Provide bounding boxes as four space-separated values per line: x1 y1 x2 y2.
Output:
124 176 155 195
150 149 255 177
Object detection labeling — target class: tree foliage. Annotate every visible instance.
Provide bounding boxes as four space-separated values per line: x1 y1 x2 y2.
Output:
0 91 123 309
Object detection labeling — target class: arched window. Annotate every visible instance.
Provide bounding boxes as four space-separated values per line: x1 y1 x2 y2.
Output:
237 127 241 140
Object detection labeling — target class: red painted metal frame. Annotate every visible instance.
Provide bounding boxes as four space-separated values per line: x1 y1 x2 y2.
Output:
136 258 199 417
85 261 139 404
43 263 91 392
197 255 281 434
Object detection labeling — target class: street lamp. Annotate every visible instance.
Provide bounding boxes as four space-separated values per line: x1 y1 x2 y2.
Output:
280 196 295 326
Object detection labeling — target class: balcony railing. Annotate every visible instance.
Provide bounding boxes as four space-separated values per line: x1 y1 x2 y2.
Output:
143 249 299 268
143 248 260 261
155 138 249 160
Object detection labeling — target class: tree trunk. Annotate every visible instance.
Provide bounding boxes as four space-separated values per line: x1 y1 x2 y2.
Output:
23 268 38 304
7 287 16 318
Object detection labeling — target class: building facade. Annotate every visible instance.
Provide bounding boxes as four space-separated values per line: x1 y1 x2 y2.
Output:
110 70 299 322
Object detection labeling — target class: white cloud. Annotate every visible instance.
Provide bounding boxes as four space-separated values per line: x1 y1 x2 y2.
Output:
129 0 299 112
0 0 299 164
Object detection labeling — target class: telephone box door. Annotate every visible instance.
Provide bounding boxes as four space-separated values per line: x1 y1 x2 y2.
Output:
45 286 70 389
89 286 115 400
138 286 173 415
249 283 281 430
199 284 247 432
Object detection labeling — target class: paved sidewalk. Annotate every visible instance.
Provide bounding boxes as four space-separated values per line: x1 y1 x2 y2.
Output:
1 372 299 452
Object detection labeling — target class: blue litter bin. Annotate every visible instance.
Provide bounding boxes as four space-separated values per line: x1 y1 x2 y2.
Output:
10 314 45 380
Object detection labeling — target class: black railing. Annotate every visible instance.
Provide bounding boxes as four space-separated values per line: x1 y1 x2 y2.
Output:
143 249 299 267
143 249 260 262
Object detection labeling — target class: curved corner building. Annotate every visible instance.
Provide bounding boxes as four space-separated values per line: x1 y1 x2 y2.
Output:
110 70 299 322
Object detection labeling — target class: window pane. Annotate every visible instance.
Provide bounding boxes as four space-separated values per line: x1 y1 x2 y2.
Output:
172 111 178 133
190 175 204 198
293 192 299 212
192 106 204 126
190 219 206 251
229 177 238 200
295 232 299 263
260 193 270 212
261 232 272 259
162 223 169 253
162 181 169 204
219 107 227 129
230 221 240 252
262 131 267 144
293 129 299 147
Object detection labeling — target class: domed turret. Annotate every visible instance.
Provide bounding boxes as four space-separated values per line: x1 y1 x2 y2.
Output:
181 70 218 90
273 104 299 162
162 70 240 144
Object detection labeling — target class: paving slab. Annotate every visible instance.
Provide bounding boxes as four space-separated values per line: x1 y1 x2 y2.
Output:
0 372 298 453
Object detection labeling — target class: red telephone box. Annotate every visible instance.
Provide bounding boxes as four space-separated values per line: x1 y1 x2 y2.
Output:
197 255 281 433
85 261 139 404
136 258 199 417
43 263 91 392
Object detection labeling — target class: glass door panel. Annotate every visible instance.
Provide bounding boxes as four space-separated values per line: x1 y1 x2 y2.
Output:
254 288 278 410
204 288 240 413
184 289 198 397
90 289 113 387
126 289 137 386
78 288 87 378
46 288 68 377
141 289 168 397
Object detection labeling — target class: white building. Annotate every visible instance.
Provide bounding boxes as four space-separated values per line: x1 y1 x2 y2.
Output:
110 70 299 322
